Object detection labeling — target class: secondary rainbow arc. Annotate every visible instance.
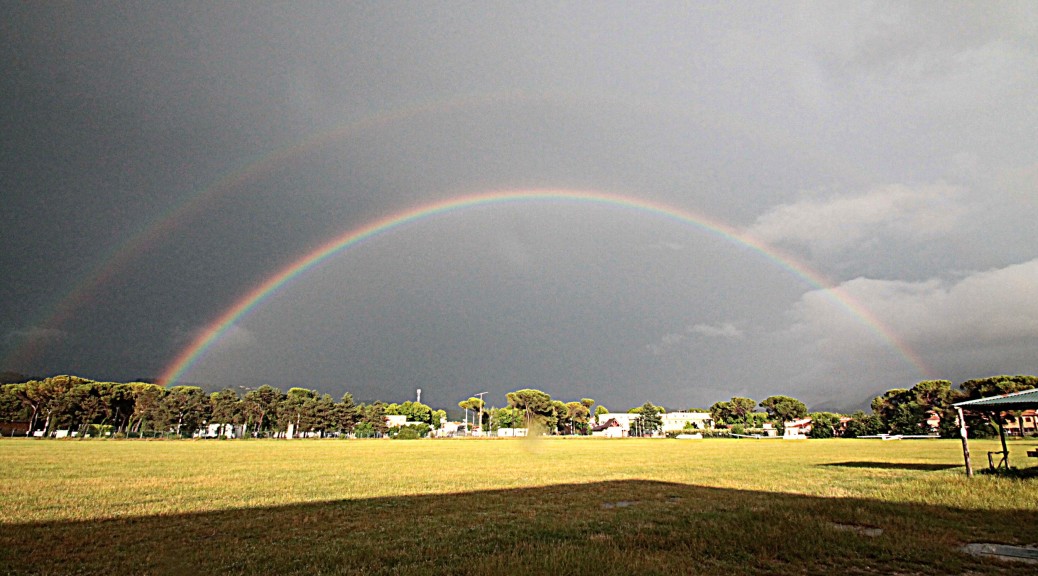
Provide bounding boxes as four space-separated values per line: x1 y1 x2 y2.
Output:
9 91 871 374
159 189 931 387
4 91 562 369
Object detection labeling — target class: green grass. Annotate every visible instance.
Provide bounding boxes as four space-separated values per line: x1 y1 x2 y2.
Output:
1 437 1036 575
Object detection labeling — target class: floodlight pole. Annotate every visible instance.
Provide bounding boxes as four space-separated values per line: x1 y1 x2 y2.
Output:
474 391 488 436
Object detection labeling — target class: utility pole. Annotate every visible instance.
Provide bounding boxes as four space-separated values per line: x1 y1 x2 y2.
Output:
474 391 488 436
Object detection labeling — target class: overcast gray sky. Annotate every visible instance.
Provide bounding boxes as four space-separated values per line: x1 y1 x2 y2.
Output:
3 1 1036 411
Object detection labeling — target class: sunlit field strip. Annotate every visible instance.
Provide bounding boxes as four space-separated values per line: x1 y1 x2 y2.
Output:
2 438 1036 575
2 437 1034 523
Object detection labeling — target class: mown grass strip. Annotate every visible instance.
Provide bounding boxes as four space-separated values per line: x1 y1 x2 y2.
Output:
1 438 1035 575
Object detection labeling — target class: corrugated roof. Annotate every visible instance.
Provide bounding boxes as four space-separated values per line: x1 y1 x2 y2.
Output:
953 387 1038 410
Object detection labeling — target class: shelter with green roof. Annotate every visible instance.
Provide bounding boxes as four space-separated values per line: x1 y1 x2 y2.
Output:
953 388 1038 477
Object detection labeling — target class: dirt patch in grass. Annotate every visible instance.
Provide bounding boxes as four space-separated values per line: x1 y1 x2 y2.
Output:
961 543 1038 564
822 461 961 472
829 522 884 537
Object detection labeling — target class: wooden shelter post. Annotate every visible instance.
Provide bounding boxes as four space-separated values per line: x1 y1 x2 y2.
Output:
954 387 1038 477
997 414 1010 468
956 407 972 477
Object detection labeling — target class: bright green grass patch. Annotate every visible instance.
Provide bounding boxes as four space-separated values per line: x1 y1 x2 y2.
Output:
1 438 1036 575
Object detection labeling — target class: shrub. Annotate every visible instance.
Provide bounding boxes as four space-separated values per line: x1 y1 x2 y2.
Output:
808 412 840 439
87 424 114 437
353 422 377 438
701 429 732 438
742 428 772 437
389 423 431 440
394 426 422 440
809 423 834 439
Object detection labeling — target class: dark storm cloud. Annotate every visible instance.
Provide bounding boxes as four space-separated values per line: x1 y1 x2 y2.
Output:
3 2 1036 410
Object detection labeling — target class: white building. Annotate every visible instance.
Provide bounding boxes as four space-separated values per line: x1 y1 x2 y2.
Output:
660 412 713 432
495 427 528 437
783 417 811 439
593 413 639 436
197 423 236 439
434 421 467 437
592 411 714 437
593 413 714 435
591 419 626 438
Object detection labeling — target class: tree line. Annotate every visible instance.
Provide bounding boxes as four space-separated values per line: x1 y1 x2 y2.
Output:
0 376 443 439
706 376 1038 439
1 374 1034 439
459 391 670 436
460 389 600 435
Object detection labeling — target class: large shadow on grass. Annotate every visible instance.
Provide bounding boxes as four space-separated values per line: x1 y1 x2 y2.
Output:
822 461 962 471
1 480 1035 576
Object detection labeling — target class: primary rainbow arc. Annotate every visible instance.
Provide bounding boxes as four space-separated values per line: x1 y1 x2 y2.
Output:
159 189 931 387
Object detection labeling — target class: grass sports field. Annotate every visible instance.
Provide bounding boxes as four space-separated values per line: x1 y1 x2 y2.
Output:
2 437 1036 575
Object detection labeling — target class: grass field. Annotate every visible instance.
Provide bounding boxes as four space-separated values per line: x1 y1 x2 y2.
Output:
1 437 1036 575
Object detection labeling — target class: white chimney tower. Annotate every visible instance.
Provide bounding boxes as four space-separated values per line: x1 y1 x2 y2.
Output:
416 388 421 404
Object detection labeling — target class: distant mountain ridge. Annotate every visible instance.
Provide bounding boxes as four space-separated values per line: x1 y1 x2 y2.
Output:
0 372 39 384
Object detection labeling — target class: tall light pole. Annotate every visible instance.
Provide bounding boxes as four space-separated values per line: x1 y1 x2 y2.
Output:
474 391 488 436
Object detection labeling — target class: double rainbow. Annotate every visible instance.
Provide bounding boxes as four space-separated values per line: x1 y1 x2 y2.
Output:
159 189 931 386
